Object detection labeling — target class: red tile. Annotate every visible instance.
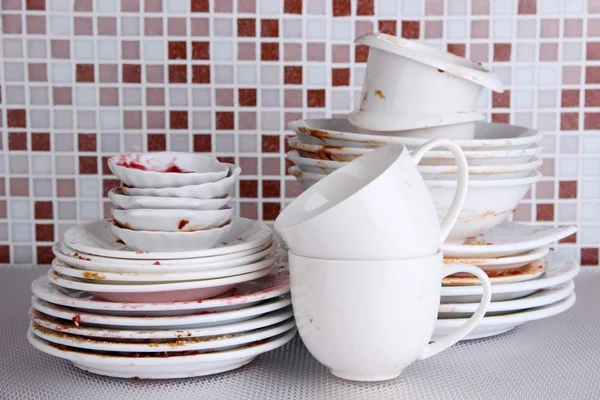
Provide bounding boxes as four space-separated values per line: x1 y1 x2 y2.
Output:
147 134 166 151
74 16 93 35
587 42 600 60
216 112 235 130
170 111 188 129
560 112 579 130
284 0 302 13
581 248 599 266
169 65 188 83
263 203 281 220
192 42 210 59
34 201 53 219
35 224 54 242
168 41 187 59
447 43 466 57
103 179 119 197
0 246 9 263
262 180 281 197
37 246 54 265
10 178 29 196
27 0 45 10
378 20 397 36
122 64 141 83
191 0 209 11
584 113 600 130
121 0 140 12
78 133 96 152
261 19 279 37
307 89 326 108
51 40 70 59
536 204 554 221
402 21 420 39
559 233 576 244
586 66 600 84
123 111 143 129
99 64 118 82
493 43 512 61
240 180 258 197
56 179 75 197
262 135 280 152
7 109 26 128
284 66 302 84
192 65 211 83
0 201 5 218
9 132 27 150
217 156 234 164
98 16 117 35
99 87 118 106
332 68 350 86
31 133 50 151
102 156 111 175
238 18 256 37
3 15 22 34
76 64 95 82
261 43 279 61
239 89 257 106
333 0 351 16
492 113 510 124
559 181 577 198
562 89 580 107
585 89 600 106
492 90 511 108
355 45 369 62
79 156 98 174
357 0 374 15
518 0 536 14
193 134 212 152
53 87 72 105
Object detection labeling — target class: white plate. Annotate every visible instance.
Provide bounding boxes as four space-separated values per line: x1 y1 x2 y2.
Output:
30 307 294 339
439 281 574 318
31 268 290 316
441 222 577 258
63 217 273 260
432 292 576 341
110 220 233 252
51 254 276 283
440 253 579 303
27 328 297 379
31 295 292 329
108 188 232 210
108 152 229 188
48 266 274 302
53 242 276 273
442 259 545 286
122 164 240 199
444 246 549 272
30 318 295 352
112 208 233 232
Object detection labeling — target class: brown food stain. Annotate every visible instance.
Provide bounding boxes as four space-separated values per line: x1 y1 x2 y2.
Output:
82 272 106 280
153 261 160 265
374 89 385 100
438 68 444 73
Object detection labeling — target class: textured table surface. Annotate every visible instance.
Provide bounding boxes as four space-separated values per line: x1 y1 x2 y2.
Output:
1 266 599 400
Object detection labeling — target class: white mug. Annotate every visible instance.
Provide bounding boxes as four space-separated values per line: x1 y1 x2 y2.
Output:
275 140 468 260
289 251 492 382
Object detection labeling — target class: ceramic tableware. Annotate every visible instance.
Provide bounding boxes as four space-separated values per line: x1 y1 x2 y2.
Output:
444 246 549 272
442 259 545 286
276 140 468 260
289 251 491 381
111 208 233 232
108 152 229 188
108 188 232 211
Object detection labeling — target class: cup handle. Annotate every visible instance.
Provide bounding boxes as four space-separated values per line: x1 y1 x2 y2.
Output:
417 264 492 360
410 139 469 243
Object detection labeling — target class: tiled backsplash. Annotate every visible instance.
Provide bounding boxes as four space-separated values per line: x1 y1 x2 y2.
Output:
0 0 599 265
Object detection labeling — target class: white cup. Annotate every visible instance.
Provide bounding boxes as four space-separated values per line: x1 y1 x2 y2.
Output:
275 140 468 260
289 251 492 381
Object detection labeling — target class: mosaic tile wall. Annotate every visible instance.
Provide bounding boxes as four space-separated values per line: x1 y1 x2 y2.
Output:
0 0 599 265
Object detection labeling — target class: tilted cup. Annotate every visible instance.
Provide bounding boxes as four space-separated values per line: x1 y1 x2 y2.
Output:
275 139 469 260
289 251 492 381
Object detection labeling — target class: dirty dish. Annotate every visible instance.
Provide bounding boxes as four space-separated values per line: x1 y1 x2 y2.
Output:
444 246 549 272
108 188 232 211
442 259 545 286
111 208 233 232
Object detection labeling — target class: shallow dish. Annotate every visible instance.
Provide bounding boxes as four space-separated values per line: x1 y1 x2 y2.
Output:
442 259 545 286
63 218 272 260
111 220 233 252
112 208 232 232
444 246 549 272
31 268 290 316
27 328 296 379
108 152 229 189
108 188 231 210
122 164 241 199
48 265 274 302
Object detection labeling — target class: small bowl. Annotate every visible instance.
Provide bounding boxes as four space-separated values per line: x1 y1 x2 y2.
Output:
122 164 241 199
110 220 233 252
112 208 233 232
108 152 229 189
108 188 232 210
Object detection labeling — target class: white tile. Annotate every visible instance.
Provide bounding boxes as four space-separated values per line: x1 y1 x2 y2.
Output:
215 65 234 84
540 0 560 14
214 18 233 37
49 16 71 35
192 111 211 129
378 0 398 16
494 66 512 86
78 178 99 198
4 62 25 81
447 20 467 39
474 91 489 108
555 247 577 259
77 111 96 129
216 134 234 152
493 0 515 14
75 87 97 106
143 40 165 61
583 159 600 177
170 134 189 152
11 223 31 243
538 90 558 108
562 42 582 61
517 20 536 38
3 38 23 58
306 20 326 39
10 200 31 220
121 16 140 36
260 65 279 85
99 110 121 129
27 39 46 58
166 0 187 12
332 20 351 41
582 203 600 221
213 41 233 61
238 65 258 84
48 0 71 11
261 89 280 107
352 66 365 87
283 19 302 38
6 86 25 105
54 110 73 129
558 204 577 222
558 158 579 178
124 134 143 152
260 0 280 13
168 88 188 107
97 40 119 60
29 87 49 105
30 110 50 129
402 0 422 16
331 90 351 110
583 136 600 154
581 180 600 199
306 66 326 85
51 63 72 83
493 20 513 39
79 201 100 221
192 88 211 106
580 226 600 245
261 111 280 131
101 133 120 152
123 87 142 106
563 0 585 14
73 39 95 60
514 90 534 109
32 155 52 175
306 0 326 14
537 66 559 86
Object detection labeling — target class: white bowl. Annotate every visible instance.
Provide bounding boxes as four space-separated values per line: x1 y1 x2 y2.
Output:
108 188 231 210
110 220 233 252
290 120 542 150
108 152 229 189
420 146 542 166
112 208 232 232
122 164 241 199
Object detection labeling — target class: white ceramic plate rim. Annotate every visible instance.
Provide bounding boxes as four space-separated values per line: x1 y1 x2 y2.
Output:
444 246 549 266
441 259 545 286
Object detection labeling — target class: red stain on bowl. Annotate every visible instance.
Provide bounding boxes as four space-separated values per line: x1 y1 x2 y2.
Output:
178 219 189 230
116 154 193 173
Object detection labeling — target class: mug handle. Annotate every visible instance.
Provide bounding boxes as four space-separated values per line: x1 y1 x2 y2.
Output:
410 139 469 243
417 265 492 360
